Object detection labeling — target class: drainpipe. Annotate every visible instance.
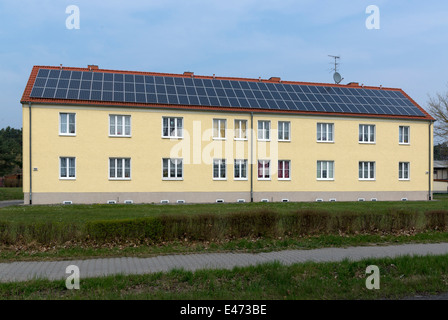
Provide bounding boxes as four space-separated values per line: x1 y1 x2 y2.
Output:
28 102 32 205
250 112 254 202
428 121 432 200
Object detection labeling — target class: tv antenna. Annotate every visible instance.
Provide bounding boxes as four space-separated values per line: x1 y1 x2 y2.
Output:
328 55 344 84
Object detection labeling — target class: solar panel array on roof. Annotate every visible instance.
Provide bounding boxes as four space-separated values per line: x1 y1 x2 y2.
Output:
29 68 425 117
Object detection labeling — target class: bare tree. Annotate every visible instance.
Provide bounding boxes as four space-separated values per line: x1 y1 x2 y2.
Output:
428 88 448 139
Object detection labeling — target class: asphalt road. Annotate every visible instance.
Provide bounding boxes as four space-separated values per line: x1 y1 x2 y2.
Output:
0 200 23 208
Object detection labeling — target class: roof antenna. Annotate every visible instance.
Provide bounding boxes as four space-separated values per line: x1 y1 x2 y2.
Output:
328 55 344 84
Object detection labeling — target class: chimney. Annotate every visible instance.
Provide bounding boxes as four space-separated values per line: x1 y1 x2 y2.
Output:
88 65 99 71
269 77 281 82
183 71 194 77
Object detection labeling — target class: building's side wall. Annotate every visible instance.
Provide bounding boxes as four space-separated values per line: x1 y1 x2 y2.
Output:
22 104 433 204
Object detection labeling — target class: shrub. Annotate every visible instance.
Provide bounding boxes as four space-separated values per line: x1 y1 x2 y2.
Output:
85 217 163 241
425 211 448 231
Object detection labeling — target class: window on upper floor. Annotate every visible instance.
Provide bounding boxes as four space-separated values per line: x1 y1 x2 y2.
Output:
60 113 76 135
399 126 410 144
162 117 183 138
317 123 334 142
359 124 375 143
234 120 247 140
213 119 226 139
258 120 270 141
110 115 131 137
278 121 290 141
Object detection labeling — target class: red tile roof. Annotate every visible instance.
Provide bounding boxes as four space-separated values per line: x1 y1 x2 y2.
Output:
21 65 434 121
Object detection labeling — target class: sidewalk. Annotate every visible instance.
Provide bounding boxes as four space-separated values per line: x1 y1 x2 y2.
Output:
0 242 447 283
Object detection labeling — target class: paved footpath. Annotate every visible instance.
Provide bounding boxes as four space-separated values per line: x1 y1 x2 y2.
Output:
0 242 448 283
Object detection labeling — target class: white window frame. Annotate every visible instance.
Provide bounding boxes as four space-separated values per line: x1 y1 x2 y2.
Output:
399 126 410 145
399 162 410 180
213 159 227 180
213 119 226 140
162 117 183 139
59 157 76 180
234 159 248 180
317 123 334 142
258 120 270 141
278 160 291 180
258 160 271 180
359 124 375 143
109 158 131 180
317 161 334 180
109 115 131 137
359 161 375 180
278 121 290 142
162 158 183 180
234 119 248 140
59 113 76 136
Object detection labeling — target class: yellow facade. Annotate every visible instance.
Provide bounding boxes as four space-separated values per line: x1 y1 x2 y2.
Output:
22 103 433 204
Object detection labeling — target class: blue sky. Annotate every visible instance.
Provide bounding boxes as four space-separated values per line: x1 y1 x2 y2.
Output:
1 0 448 130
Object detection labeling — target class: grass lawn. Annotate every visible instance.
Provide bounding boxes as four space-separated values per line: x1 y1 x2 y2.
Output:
0 194 447 224
1 254 447 300
0 188 23 201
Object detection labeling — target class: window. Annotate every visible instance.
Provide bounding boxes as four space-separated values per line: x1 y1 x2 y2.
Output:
317 161 334 180
110 115 131 137
399 162 410 180
359 161 375 180
162 158 183 179
258 120 270 140
60 157 75 179
213 119 226 139
317 123 334 142
258 160 270 180
234 159 247 180
399 126 410 144
162 117 183 138
213 159 226 179
234 120 247 140
60 113 76 135
278 121 290 141
359 124 375 143
109 158 131 179
278 160 291 180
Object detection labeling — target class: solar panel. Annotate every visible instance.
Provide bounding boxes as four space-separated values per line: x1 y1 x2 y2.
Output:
29 68 426 117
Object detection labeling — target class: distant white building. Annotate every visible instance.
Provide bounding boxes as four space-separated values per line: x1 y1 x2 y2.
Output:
434 160 448 193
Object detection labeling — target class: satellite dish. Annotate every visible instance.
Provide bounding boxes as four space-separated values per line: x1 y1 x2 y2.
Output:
333 72 343 84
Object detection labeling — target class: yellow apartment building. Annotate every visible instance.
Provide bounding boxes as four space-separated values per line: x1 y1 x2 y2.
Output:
20 65 434 204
